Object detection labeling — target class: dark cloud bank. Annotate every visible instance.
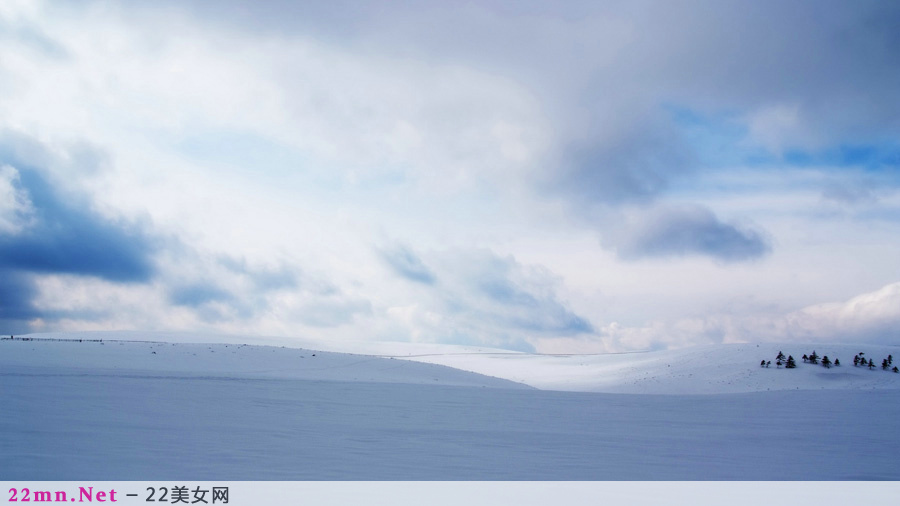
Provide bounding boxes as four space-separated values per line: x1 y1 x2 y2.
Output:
615 206 770 262
0 134 158 331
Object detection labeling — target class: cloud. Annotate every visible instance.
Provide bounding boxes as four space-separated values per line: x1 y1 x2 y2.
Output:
177 1 900 164
170 283 234 308
0 132 163 331
0 162 157 282
381 248 593 350
462 252 593 334
0 268 39 332
554 115 693 206
0 163 33 234
217 256 300 292
0 131 370 334
588 282 900 352
379 243 436 285
778 282 900 344
159 251 371 329
0 8 68 60
611 205 770 262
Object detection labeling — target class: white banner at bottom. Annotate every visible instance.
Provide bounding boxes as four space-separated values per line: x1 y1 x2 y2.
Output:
2 481 898 506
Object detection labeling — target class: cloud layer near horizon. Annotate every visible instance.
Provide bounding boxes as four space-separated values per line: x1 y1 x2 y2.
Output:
0 1 898 350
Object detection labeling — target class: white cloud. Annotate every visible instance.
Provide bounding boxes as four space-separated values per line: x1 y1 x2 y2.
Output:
780 282 900 343
0 164 33 234
744 103 809 154
584 282 900 352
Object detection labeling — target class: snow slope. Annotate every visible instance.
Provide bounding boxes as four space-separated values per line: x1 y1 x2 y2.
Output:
0 336 525 389
2 332 899 480
384 343 900 394
13 331 899 394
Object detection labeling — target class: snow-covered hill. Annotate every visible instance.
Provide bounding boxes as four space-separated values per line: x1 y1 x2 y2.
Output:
385 342 900 394
2 332 899 480
0 334 525 389
7 331 898 394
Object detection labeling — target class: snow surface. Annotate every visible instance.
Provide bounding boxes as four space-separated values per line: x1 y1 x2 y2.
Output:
2 332 899 480
384 343 900 394
15 330 900 394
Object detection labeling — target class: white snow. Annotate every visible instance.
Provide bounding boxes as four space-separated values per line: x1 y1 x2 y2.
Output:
16 330 899 393
0 335 524 389
1 332 899 480
382 343 900 394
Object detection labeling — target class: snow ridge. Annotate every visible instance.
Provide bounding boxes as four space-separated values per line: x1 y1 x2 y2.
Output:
5 332 899 394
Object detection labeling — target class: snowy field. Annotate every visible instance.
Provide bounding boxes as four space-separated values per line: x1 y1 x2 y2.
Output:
2 332 899 480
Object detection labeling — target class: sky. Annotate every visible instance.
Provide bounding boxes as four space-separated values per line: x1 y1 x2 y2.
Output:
1 0 899 352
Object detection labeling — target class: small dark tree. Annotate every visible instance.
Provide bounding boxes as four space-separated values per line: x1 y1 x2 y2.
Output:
766 361 771 368
786 356 797 369
853 355 860 367
834 358 840 367
893 366 899 373
809 351 819 365
803 354 809 363
868 359 875 370
889 355 893 365
883 359 889 371
822 356 831 368
761 359 767 368
776 351 786 362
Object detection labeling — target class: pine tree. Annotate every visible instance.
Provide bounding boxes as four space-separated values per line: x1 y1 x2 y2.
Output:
786 356 796 369
868 359 875 370
853 355 860 367
834 358 840 367
822 356 831 368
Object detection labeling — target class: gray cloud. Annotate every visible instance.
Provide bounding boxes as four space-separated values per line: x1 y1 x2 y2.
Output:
161 1 900 141
0 269 39 333
166 253 369 328
170 283 235 308
0 133 162 332
0 162 158 283
379 243 436 285
427 249 594 341
614 205 770 262
374 244 591 348
217 256 300 292
469 258 593 334
555 117 693 206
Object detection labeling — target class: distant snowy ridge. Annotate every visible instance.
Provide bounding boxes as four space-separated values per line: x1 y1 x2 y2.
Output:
0 334 528 390
5 331 900 394
391 342 900 394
